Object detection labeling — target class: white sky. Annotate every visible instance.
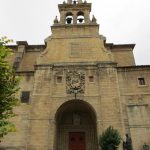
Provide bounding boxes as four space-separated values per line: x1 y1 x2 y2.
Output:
0 0 150 65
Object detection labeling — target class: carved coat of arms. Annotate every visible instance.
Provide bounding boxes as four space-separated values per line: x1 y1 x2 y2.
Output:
66 70 85 94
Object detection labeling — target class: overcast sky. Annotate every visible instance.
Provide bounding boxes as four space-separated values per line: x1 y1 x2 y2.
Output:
0 0 150 65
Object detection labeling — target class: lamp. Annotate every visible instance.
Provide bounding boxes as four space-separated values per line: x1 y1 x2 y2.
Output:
73 87 79 100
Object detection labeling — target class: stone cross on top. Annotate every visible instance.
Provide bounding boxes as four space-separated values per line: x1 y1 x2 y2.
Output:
67 0 83 4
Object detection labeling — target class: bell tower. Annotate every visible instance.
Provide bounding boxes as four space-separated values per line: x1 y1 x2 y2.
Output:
53 0 97 26
38 0 112 65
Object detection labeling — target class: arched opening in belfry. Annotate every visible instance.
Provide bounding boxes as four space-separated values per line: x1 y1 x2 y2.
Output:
55 100 98 150
77 11 85 24
66 12 73 24
72 0 78 4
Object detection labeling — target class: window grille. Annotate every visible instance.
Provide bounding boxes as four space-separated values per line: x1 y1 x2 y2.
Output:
138 78 145 85
21 91 30 103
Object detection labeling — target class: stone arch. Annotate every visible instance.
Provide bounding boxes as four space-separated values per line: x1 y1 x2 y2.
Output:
55 100 98 150
77 11 85 24
66 12 73 24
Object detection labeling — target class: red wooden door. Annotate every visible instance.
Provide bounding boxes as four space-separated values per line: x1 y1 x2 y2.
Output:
69 132 85 150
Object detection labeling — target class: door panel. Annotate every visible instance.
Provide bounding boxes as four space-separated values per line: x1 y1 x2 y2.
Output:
69 132 85 150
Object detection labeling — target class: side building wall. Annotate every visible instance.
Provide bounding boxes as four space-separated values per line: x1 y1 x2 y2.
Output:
0 42 149 150
118 66 150 150
105 44 135 67
0 73 34 150
0 42 44 150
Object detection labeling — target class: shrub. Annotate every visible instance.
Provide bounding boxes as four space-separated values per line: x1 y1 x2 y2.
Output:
99 126 122 150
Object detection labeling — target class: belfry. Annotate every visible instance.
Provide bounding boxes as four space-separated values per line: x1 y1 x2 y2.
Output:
1 0 150 150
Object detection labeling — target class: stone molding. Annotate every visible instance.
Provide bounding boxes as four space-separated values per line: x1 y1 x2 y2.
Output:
35 61 117 70
117 65 150 72
0 146 25 150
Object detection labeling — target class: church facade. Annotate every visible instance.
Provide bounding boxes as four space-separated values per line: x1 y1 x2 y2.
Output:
1 0 150 150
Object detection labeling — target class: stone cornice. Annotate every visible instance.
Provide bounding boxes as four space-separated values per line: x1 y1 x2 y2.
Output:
51 24 99 29
105 43 135 50
121 92 150 96
6 44 46 51
35 61 117 70
15 71 34 76
117 65 150 72
58 3 92 12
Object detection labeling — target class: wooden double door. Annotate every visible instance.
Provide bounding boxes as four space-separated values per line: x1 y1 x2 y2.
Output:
69 132 85 150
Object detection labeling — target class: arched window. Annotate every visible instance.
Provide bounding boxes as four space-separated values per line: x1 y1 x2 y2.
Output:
77 11 85 24
66 12 73 24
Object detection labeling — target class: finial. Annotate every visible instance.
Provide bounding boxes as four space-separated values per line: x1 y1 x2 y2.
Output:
92 15 97 23
54 16 59 24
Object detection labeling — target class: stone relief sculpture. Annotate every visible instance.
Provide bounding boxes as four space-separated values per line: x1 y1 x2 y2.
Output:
73 113 81 125
66 70 85 94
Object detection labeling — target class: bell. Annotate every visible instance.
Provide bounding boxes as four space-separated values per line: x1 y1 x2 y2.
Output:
73 0 77 4
66 17 72 24
78 18 84 23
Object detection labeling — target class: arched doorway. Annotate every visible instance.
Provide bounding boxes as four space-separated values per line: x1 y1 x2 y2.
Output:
55 100 98 150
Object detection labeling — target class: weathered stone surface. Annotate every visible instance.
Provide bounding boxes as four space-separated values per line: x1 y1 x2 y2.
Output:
1 1 150 150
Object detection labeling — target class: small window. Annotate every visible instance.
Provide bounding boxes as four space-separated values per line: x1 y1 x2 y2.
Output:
89 76 94 82
138 77 145 85
56 76 63 83
21 91 30 103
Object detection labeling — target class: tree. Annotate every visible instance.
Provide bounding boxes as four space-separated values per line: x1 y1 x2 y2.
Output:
99 126 122 150
0 36 19 140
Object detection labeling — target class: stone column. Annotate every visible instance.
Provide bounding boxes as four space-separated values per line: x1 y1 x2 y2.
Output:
60 11 66 24
48 119 56 150
97 119 103 136
27 119 50 150
73 13 77 24
84 11 90 24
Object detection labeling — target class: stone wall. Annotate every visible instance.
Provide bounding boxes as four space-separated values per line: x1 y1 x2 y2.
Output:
118 67 150 149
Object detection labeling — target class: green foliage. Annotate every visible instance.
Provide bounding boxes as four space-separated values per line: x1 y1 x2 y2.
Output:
0 36 19 139
99 126 122 150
